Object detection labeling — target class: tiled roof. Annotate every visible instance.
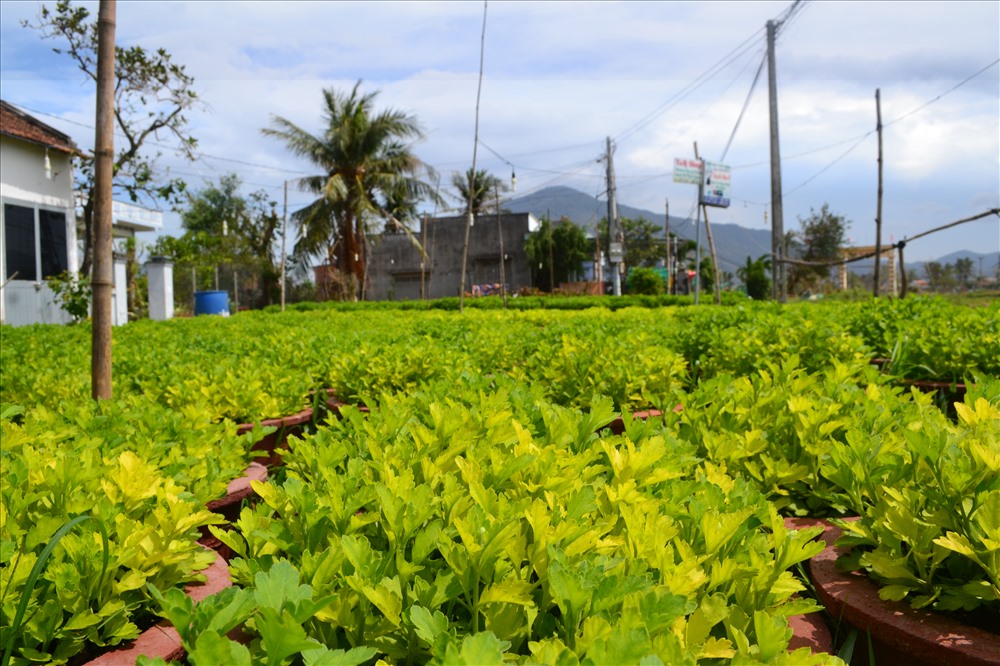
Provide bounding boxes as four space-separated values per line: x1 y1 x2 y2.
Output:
0 100 78 154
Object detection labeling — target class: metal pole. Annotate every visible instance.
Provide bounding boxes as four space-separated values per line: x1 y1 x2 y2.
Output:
91 0 115 400
766 19 785 302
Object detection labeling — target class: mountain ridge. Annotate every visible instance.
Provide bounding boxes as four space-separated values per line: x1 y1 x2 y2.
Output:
503 186 993 275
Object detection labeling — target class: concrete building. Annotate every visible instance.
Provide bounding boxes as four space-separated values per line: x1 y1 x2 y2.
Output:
366 212 540 301
1 100 163 326
1 100 80 325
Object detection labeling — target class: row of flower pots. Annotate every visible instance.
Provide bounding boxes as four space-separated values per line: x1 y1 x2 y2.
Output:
102 395 993 665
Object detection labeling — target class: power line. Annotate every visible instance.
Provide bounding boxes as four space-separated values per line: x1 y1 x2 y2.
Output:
782 131 874 197
614 28 766 145
884 58 999 127
613 0 807 147
719 49 768 162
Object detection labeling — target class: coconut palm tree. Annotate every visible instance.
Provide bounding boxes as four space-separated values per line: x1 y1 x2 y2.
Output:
263 81 436 299
451 168 509 216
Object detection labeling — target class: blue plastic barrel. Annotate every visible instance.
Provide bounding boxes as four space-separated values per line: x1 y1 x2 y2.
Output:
193 290 230 316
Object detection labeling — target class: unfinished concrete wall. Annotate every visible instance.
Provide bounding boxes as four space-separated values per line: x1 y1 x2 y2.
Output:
367 213 538 301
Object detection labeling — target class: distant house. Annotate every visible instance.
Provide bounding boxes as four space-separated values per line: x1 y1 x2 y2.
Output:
1 101 157 326
366 212 540 300
1 100 80 325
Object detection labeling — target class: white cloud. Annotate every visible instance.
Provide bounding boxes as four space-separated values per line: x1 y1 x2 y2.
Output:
1 0 996 259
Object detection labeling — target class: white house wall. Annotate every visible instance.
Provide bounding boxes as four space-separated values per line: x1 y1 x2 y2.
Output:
0 137 78 325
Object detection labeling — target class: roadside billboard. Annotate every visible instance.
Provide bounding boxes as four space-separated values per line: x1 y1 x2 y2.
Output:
701 161 731 208
672 158 703 185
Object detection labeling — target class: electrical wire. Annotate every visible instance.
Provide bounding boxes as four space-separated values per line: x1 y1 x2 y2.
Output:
884 58 999 128
719 49 768 162
614 29 766 145
782 131 873 198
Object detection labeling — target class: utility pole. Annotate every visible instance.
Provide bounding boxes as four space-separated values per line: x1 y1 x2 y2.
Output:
91 0 115 400
766 19 786 302
607 136 622 296
496 185 507 307
460 0 488 312
547 209 554 292
664 198 670 293
874 88 883 297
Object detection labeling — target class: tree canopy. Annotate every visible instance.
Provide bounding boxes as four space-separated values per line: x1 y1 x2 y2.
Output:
525 217 592 292
24 0 199 277
451 168 509 216
262 82 437 300
597 216 665 269
787 204 849 294
152 174 281 308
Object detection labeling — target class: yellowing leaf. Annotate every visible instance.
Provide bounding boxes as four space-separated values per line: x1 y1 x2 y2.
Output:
480 579 535 607
699 636 736 659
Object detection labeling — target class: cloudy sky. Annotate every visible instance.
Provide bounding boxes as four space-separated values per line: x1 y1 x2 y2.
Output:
2 0 998 261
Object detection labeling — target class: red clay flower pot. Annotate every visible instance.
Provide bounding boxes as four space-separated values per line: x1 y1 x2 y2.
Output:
200 462 267 558
238 407 314 468
605 404 683 435
789 517 1000 666
82 550 232 665
321 389 370 419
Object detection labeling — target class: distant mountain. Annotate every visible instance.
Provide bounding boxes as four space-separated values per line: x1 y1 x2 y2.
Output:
504 186 773 273
910 250 999 279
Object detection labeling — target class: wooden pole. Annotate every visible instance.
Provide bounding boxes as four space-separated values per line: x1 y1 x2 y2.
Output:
874 88 884 297
898 241 908 299
91 0 115 400
420 214 427 301
280 182 287 311
459 1 488 312
693 143 722 304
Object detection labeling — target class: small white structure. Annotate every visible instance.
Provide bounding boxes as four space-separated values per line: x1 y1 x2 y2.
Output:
0 100 79 325
146 256 174 321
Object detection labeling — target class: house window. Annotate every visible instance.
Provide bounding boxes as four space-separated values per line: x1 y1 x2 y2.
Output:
3 203 68 281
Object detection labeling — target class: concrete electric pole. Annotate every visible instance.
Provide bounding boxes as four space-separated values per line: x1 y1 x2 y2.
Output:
606 136 622 296
766 19 786 302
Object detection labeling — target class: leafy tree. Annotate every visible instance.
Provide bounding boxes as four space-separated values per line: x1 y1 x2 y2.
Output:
787 204 849 294
451 168 509 216
24 0 199 278
525 217 591 292
598 216 664 269
626 267 664 295
154 174 281 309
262 82 436 300
698 257 715 294
924 261 957 292
953 257 975 289
737 255 772 300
